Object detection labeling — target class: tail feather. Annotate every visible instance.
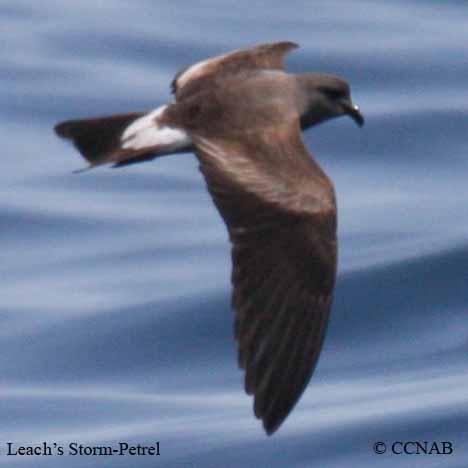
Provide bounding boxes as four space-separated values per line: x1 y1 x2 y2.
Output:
54 106 192 169
55 112 144 167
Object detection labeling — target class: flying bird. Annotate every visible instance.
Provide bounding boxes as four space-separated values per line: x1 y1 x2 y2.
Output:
54 41 364 435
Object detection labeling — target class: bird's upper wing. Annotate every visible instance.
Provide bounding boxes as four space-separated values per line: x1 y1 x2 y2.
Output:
171 41 298 100
192 121 337 434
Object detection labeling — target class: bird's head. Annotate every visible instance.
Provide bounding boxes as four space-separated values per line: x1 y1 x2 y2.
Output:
297 73 364 129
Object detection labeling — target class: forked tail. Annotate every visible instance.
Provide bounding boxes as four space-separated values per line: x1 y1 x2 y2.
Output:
54 105 192 169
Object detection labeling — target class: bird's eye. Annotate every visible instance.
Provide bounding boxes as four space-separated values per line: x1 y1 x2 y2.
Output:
323 89 344 100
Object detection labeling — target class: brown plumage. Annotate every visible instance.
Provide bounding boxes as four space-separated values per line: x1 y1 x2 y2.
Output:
54 41 364 435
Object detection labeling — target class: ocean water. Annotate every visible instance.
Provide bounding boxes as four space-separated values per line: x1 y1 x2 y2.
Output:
2 0 468 466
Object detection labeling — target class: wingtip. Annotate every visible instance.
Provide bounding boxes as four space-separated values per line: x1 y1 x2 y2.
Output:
262 419 279 436
274 40 300 51
253 396 283 435
287 41 300 49
256 40 299 53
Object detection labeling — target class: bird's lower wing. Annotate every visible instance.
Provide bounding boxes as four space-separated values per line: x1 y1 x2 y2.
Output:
192 123 337 434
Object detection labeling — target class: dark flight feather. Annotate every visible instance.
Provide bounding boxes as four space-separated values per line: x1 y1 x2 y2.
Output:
192 123 337 434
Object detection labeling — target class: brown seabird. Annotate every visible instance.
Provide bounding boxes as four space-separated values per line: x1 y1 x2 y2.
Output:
54 41 364 435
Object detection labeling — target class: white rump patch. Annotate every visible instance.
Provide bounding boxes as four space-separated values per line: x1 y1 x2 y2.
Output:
121 105 191 151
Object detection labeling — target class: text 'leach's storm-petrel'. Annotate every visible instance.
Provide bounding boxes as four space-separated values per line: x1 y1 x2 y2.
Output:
54 41 364 435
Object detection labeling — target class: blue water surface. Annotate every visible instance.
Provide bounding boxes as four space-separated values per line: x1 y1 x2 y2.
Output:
2 1 468 467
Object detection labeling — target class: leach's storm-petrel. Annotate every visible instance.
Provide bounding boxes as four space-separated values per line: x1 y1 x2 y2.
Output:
55 41 364 435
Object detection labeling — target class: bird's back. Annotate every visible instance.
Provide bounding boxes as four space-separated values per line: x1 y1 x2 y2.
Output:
165 70 300 137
